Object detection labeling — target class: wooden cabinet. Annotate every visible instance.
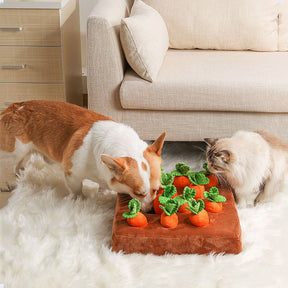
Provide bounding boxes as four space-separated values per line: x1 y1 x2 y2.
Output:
0 0 82 112
0 8 61 46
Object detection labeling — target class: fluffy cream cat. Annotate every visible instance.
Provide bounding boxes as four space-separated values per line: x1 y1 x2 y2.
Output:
205 130 288 208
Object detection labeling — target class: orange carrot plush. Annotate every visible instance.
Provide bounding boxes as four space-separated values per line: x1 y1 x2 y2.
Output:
186 199 209 227
204 187 226 213
153 172 174 214
171 162 191 189
189 184 205 200
202 162 218 189
188 172 209 200
173 176 191 189
154 192 164 214
159 199 180 229
174 186 196 214
154 194 164 214
122 199 148 227
206 174 218 188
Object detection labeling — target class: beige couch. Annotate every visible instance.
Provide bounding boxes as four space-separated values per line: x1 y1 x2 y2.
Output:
87 0 288 141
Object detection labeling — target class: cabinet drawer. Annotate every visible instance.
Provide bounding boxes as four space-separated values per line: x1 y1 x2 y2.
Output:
0 9 61 46
0 46 63 83
0 83 64 112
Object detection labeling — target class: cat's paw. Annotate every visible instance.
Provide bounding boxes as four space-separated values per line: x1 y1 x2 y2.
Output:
236 199 247 209
237 198 255 209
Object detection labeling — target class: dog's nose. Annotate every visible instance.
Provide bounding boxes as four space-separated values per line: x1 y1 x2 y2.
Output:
141 201 153 213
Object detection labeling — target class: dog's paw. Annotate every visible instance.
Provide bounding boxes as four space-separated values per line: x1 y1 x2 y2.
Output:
82 179 100 198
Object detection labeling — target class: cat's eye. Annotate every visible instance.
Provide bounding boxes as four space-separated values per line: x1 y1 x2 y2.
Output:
216 150 230 163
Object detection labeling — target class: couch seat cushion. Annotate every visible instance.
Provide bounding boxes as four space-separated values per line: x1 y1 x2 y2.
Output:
120 50 288 113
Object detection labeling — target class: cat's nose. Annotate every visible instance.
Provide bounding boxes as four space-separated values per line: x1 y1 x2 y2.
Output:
207 164 218 174
206 162 211 169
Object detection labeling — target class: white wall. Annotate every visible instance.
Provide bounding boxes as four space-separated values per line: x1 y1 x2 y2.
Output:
79 0 98 78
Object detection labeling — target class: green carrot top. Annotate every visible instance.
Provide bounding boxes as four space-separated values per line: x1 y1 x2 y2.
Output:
188 171 209 186
160 172 174 188
159 185 177 205
159 199 180 216
174 186 196 206
171 162 191 176
122 199 141 218
204 187 226 203
201 162 212 176
185 199 205 215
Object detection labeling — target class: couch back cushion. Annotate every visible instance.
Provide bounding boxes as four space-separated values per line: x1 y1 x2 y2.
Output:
279 0 288 51
143 0 280 51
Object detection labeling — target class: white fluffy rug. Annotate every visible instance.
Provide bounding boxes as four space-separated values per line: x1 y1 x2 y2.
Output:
0 142 287 288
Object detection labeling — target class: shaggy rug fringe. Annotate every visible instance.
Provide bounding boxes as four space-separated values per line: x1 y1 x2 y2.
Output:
0 144 287 288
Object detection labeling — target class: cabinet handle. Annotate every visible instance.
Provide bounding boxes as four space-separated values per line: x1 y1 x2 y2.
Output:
1 64 26 69
0 27 24 31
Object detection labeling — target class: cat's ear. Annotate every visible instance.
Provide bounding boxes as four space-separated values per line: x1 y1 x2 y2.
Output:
101 154 126 180
204 138 218 147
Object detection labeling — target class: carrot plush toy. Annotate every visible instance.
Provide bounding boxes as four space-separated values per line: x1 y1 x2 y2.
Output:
186 199 209 227
174 186 196 213
204 187 226 213
154 184 177 214
171 162 192 189
159 199 180 229
122 199 148 227
201 162 218 189
188 172 209 200
153 173 174 214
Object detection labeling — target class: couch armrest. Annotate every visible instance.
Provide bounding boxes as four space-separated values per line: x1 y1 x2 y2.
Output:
87 0 133 119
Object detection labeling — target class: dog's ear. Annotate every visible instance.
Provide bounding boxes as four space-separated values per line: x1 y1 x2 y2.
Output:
148 132 166 156
101 154 126 180
204 138 218 147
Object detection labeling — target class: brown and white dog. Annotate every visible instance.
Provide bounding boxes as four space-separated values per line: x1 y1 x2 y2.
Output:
0 100 165 212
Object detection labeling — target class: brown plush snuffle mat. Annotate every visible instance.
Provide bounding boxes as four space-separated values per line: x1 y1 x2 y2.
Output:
111 186 242 255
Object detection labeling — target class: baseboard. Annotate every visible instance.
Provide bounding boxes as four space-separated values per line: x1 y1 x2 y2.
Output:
82 69 87 95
